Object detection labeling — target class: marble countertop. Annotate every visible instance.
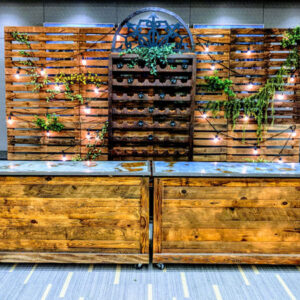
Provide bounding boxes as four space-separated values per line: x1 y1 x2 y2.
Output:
153 161 300 177
0 161 151 176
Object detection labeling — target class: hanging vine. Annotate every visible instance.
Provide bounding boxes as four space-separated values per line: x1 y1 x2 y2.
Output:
34 114 64 132
201 26 300 141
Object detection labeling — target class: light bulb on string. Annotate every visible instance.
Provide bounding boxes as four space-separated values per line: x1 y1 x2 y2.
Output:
278 157 283 163
243 115 249 122
292 128 296 137
204 44 209 52
40 68 46 76
46 130 50 137
210 63 215 71
94 87 99 94
246 47 251 55
55 84 60 92
278 92 284 100
213 134 220 143
95 130 100 141
7 114 13 125
84 103 90 114
289 76 295 83
202 113 207 119
253 146 258 155
15 68 20 79
86 129 91 140
62 151 67 161
248 80 253 89
82 55 87 66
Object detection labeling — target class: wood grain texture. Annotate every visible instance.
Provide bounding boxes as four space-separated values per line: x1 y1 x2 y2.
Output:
153 177 300 264
0 176 149 263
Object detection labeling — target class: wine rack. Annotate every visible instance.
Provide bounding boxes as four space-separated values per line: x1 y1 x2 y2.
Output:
108 53 196 161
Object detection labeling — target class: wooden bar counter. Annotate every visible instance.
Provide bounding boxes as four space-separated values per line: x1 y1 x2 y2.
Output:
153 161 300 265
0 161 150 264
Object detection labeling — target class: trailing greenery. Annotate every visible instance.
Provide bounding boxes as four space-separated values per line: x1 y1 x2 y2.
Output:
245 158 271 163
120 43 178 75
11 31 30 48
73 121 108 161
202 26 300 142
34 114 64 132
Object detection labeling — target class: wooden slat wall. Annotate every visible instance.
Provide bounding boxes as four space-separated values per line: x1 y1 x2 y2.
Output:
4 26 300 162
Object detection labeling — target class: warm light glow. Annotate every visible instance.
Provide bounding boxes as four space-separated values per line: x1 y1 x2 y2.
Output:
292 130 296 137
210 64 215 70
47 162 52 168
278 93 284 100
62 152 67 161
95 135 100 141
116 35 121 42
244 115 249 122
84 103 90 114
86 130 91 140
213 135 220 143
46 130 50 137
7 116 13 125
253 147 258 155
290 76 295 83
278 157 283 163
204 45 209 52
55 84 60 91
246 48 251 55
202 113 207 119
40 68 46 76
248 82 253 89
86 160 91 166
94 87 99 93
15 69 20 79
82 56 87 66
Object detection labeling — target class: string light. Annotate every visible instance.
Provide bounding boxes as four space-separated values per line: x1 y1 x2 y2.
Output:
210 63 215 70
95 130 100 141
55 84 60 91
15 68 20 79
253 146 258 155
40 68 46 76
246 47 251 55
278 92 284 100
202 113 207 119
82 55 87 66
289 76 295 83
62 151 67 161
86 129 91 140
248 80 253 89
204 44 209 52
84 103 90 114
7 114 13 125
46 130 50 137
292 128 296 137
213 134 220 143
243 115 249 122
94 87 99 93
278 157 283 163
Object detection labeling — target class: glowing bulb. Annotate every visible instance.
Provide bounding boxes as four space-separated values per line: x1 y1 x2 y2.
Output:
94 87 99 93
278 93 284 100
210 64 215 70
7 115 13 125
213 135 220 143
55 84 60 91
244 115 249 122
62 151 67 161
86 130 91 140
82 56 87 66
246 48 251 55
253 147 258 155
204 45 209 52
84 103 90 114
202 113 207 119
15 69 20 79
86 160 91 166
46 130 50 137
278 157 283 163
292 130 296 137
47 162 52 168
248 82 253 89
40 68 46 76
290 76 295 83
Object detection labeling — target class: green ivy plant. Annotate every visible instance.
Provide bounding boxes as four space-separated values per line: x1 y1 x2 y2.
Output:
34 114 64 132
11 31 30 48
73 121 108 161
120 43 178 75
202 26 300 142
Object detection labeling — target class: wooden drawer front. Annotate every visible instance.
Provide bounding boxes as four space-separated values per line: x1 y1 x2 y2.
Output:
154 178 300 255
0 176 149 254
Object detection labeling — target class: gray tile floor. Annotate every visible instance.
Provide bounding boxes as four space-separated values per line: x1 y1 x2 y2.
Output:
0 263 299 300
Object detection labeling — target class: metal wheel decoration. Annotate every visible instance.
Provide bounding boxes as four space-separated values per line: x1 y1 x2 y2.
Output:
112 7 194 51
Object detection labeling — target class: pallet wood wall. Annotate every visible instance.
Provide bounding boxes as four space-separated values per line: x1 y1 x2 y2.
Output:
4 26 300 162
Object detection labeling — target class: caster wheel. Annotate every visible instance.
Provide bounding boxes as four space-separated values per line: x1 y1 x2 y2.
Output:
155 263 165 270
135 263 143 269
